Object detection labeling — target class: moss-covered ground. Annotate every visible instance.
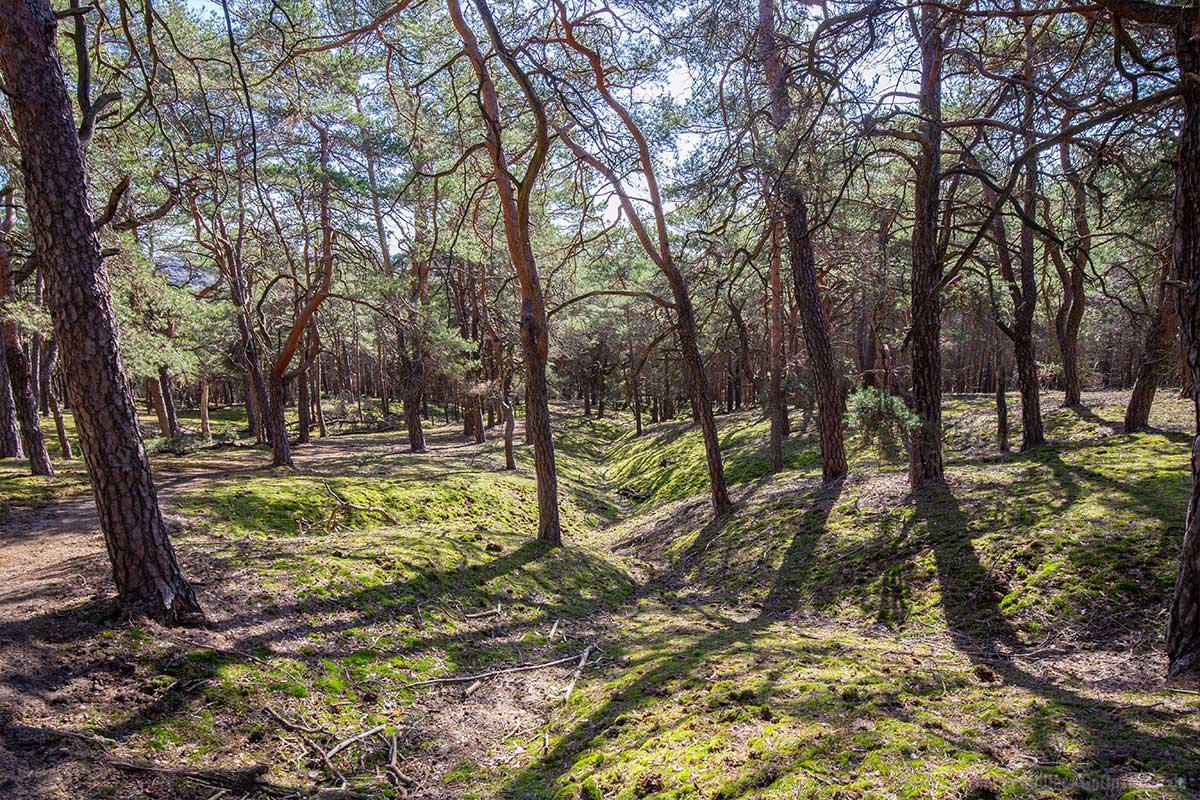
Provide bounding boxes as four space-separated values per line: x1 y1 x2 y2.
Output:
1 390 1198 799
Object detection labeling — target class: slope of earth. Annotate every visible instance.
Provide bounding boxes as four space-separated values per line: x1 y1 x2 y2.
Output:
0 391 1197 800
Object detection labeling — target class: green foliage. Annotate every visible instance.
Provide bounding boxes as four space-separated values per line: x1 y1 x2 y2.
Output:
843 387 920 454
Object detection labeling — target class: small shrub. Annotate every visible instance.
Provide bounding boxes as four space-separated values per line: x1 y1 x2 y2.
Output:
844 388 919 455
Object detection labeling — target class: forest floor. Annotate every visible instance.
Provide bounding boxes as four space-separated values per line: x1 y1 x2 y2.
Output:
1 391 1199 799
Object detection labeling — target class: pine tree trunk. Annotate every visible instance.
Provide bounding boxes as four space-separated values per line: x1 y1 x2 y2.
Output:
672 288 732 515
48 383 72 459
267 374 292 467
1126 263 1178 433
502 394 516 470
0 0 202 623
633 376 643 436
1014 336 1044 450
39 335 55 417
0 340 21 458
521 299 561 544
996 363 1009 453
908 3 946 488
6 341 52 475
784 188 848 482
146 377 170 437
199 378 211 442
767 221 786 473
158 365 180 437
296 365 311 444
1168 9 1200 680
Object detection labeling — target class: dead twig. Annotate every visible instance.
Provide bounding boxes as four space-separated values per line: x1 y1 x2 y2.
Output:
321 482 400 526
562 645 593 705
400 649 590 692
325 724 388 760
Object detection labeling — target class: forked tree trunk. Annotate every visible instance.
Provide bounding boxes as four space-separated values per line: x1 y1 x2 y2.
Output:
451 0 561 543
1126 262 1178 433
1055 139 1090 408
0 0 202 623
1168 9 1200 680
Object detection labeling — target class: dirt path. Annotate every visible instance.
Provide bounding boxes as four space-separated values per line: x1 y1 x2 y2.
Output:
0 427 545 799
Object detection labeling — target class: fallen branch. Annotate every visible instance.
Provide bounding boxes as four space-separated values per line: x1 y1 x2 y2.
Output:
562 645 593 705
8 724 116 748
400 650 590 691
322 483 400 526
464 603 502 619
325 724 388 760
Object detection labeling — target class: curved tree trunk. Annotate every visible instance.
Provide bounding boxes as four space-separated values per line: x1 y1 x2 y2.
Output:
0 0 202 623
450 0 561 543
146 377 171 437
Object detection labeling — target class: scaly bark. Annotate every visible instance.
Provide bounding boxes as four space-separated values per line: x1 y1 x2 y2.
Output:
0 0 202 623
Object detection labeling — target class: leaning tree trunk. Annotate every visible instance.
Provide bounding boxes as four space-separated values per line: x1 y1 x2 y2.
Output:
1126 262 1178 433
669 282 733 515
1168 10 1200 680
784 187 848 482
0 0 202 623
146 377 171 437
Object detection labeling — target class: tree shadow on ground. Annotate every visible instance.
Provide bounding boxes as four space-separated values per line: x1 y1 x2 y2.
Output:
912 481 1199 789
